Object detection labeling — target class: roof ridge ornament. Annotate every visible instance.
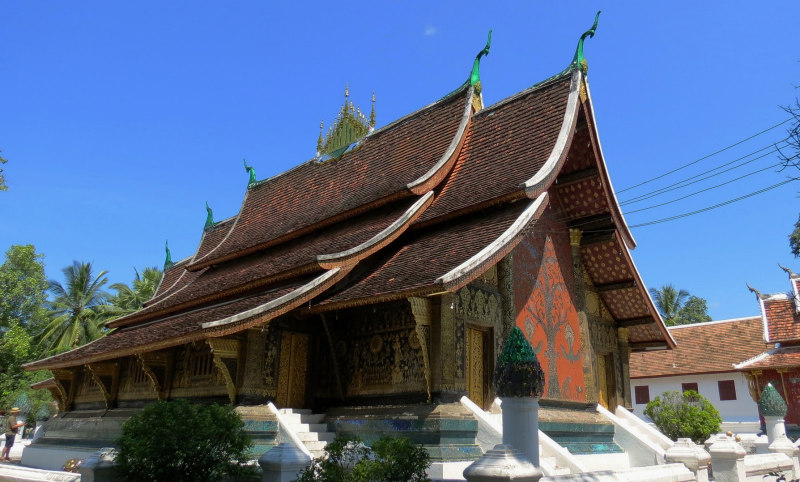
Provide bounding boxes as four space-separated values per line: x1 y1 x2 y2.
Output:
205 202 214 230
164 240 173 270
243 159 256 186
778 263 797 278
571 11 601 74
469 29 492 90
747 283 766 300
316 86 374 160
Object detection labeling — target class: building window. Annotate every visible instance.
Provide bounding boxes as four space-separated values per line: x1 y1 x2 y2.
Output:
634 385 650 405
681 382 699 393
718 380 737 401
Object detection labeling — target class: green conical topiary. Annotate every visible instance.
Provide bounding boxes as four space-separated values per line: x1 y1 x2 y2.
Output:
495 326 545 398
758 383 787 418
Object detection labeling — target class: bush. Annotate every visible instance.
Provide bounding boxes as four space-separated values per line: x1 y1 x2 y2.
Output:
115 399 253 482
644 390 721 444
295 434 431 482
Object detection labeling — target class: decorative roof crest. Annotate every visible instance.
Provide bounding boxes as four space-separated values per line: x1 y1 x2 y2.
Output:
747 283 766 300
570 11 601 74
243 159 256 186
469 30 492 92
204 202 214 230
164 240 173 270
779 263 797 279
316 85 375 159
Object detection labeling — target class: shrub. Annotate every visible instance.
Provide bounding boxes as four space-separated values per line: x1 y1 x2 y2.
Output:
644 390 721 444
295 434 431 482
115 399 253 482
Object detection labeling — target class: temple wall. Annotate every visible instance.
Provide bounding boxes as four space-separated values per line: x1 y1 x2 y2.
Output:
513 207 587 402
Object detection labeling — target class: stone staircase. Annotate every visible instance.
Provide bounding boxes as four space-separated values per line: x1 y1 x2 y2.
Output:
278 408 335 458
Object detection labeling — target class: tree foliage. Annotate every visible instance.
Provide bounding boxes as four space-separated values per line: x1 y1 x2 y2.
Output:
649 284 711 326
295 434 431 482
0 245 48 333
115 399 253 482
644 390 721 444
109 267 162 317
37 261 112 354
780 100 800 257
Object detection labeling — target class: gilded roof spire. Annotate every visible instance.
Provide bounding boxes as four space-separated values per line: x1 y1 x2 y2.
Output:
164 240 173 270
205 202 214 230
571 11 601 74
317 121 324 154
243 158 256 186
317 86 374 159
469 29 492 89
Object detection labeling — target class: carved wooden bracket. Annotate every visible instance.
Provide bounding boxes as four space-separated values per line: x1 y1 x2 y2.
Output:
86 362 119 410
137 352 172 399
51 368 77 411
206 338 241 404
408 296 432 402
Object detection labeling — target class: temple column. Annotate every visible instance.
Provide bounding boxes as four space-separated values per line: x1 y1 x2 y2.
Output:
570 228 597 402
408 297 434 402
497 254 516 348
617 328 632 408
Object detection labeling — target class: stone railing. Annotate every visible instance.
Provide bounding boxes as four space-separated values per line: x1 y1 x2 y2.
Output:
265 402 313 459
596 404 666 466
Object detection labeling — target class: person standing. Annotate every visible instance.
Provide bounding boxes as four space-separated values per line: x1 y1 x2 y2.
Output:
1 407 24 461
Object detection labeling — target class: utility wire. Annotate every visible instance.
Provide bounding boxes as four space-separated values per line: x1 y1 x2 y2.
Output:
620 144 785 206
626 179 796 229
615 117 793 194
622 161 785 215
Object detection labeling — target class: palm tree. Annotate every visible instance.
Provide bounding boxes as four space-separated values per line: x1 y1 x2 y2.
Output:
109 267 162 316
37 261 111 354
649 284 689 324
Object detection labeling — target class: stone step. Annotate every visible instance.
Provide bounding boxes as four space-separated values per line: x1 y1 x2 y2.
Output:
297 431 336 442
540 456 571 476
304 440 329 452
281 412 326 424
279 408 312 415
284 422 329 432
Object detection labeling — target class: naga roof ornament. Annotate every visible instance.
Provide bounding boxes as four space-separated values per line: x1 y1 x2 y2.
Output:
570 11 600 74
204 202 214 230
243 159 256 186
316 85 375 160
469 30 492 92
164 240 173 270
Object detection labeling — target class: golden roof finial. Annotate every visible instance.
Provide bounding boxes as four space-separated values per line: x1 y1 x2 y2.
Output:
345 84 349 99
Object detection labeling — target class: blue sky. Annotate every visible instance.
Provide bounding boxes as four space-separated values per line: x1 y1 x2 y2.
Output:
1 1 799 321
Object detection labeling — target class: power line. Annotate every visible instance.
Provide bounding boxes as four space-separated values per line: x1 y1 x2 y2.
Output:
625 179 796 229
619 144 785 206
615 118 793 194
622 161 784 215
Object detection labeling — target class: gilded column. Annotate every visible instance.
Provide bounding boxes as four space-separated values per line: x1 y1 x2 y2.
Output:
497 255 516 349
617 327 632 408
570 228 597 402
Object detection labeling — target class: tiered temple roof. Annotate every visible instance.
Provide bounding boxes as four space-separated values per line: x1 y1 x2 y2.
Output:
26 24 674 372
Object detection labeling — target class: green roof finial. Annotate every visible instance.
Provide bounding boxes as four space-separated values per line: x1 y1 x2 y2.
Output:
205 202 214 230
571 11 601 74
243 158 256 186
470 30 492 88
164 240 173 270
495 326 545 398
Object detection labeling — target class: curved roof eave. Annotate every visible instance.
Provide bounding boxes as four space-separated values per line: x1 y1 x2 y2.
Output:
316 192 434 268
582 76 636 249
521 69 582 199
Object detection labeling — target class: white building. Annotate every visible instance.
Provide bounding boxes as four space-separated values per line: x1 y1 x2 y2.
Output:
629 316 768 432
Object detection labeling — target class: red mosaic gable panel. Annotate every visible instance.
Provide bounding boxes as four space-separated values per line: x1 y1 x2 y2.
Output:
558 124 594 173
513 208 586 402
582 241 633 285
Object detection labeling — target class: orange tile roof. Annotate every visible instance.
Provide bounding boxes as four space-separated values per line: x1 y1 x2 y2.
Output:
630 317 768 378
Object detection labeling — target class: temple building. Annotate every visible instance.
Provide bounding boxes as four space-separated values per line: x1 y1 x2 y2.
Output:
24 17 673 465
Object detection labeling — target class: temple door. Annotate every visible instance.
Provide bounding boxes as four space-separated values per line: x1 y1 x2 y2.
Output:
596 353 616 409
466 326 488 409
277 332 308 408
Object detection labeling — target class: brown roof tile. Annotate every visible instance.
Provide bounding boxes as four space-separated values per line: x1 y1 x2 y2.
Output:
188 88 472 270
764 296 800 343
739 345 800 370
630 317 767 378
418 75 572 223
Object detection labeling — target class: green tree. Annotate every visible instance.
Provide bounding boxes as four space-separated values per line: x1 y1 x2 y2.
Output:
0 149 7 191
115 399 253 482
37 261 111 354
650 284 712 326
0 322 53 418
109 267 162 317
0 245 48 334
779 100 800 256
644 390 722 444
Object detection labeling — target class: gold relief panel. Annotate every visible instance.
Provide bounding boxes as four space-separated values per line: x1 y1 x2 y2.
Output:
74 366 104 403
263 323 280 389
